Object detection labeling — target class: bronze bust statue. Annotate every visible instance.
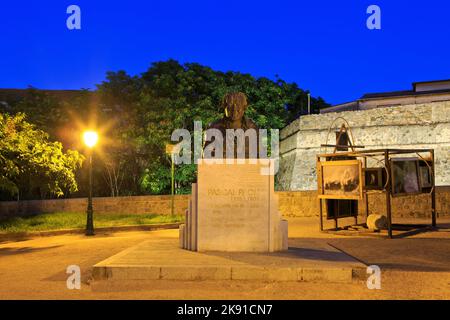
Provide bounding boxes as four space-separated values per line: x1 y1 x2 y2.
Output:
204 92 259 159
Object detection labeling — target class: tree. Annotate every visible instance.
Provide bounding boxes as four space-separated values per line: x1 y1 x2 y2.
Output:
95 60 331 195
12 87 61 130
0 113 84 200
2 60 331 198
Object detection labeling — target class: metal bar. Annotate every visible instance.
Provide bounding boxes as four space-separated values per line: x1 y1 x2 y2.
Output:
171 153 175 216
317 155 324 232
317 148 434 158
319 198 323 231
320 144 365 149
365 193 369 218
385 150 392 238
364 157 369 218
334 199 338 230
431 150 436 227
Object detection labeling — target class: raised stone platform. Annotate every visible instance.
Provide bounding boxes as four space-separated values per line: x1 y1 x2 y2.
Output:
92 238 366 283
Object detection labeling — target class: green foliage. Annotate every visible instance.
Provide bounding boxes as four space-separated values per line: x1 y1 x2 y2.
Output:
0 113 84 199
12 87 61 129
2 60 330 198
140 166 170 195
96 60 330 195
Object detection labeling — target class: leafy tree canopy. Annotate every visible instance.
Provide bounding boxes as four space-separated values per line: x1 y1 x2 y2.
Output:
95 60 330 194
0 113 84 199
1 60 330 198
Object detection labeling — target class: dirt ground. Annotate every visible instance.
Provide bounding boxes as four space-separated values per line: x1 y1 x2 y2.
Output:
0 217 449 300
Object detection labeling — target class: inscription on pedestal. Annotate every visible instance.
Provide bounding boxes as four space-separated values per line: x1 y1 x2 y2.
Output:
180 159 288 252
197 159 272 252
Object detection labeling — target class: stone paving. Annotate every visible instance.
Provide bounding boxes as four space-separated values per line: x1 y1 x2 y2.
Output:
0 216 449 299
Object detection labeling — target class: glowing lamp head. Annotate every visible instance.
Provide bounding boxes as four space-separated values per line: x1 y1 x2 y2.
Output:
83 131 98 148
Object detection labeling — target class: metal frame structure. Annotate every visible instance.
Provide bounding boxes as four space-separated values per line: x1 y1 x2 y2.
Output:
317 148 436 238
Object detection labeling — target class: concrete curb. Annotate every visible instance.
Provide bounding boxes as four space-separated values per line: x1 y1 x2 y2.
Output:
0 223 181 241
90 237 368 284
92 264 363 283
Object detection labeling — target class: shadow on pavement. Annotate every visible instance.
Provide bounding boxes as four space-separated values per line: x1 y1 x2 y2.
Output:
0 245 62 256
327 238 450 272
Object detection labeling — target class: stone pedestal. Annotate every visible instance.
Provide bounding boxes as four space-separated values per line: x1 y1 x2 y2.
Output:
179 159 288 252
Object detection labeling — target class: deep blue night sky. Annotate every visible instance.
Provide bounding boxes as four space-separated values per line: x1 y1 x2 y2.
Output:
1 0 449 104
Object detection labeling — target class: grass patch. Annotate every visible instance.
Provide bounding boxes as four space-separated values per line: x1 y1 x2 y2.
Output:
0 212 184 233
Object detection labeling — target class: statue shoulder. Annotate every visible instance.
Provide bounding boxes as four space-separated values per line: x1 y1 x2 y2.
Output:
206 118 226 130
244 117 259 130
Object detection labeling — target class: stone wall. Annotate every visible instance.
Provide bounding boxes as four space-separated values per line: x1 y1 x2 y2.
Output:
278 101 450 191
277 187 450 218
0 195 190 218
1 187 449 219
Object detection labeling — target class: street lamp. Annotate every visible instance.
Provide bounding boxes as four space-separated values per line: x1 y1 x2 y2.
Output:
83 130 98 236
165 143 181 216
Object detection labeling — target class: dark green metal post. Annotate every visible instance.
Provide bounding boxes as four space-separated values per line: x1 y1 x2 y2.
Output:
86 152 94 236
171 153 175 216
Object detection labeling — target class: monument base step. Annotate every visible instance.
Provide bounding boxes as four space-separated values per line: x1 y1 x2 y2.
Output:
92 238 366 284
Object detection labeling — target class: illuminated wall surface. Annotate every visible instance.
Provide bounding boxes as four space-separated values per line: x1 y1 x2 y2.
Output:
279 101 450 191
1 188 449 219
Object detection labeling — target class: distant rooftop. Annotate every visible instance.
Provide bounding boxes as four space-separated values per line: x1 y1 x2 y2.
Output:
322 79 450 113
0 88 99 112
0 88 92 103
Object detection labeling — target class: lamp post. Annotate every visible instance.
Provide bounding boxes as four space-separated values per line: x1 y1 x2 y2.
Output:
166 143 181 216
83 131 98 236
307 93 311 114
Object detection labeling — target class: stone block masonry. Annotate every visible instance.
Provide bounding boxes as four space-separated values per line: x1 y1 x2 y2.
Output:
0 195 190 218
2 101 449 221
1 187 448 218
277 187 450 218
278 101 450 191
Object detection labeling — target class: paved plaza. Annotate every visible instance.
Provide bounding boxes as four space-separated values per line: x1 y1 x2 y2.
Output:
0 217 449 299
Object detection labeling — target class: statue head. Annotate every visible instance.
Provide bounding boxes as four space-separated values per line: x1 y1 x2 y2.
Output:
221 92 248 121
